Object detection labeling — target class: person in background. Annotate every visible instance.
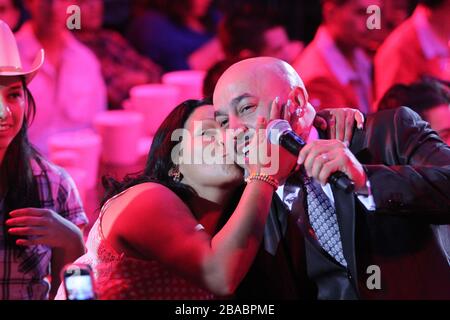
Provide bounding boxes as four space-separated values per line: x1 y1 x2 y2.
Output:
127 0 223 72
14 0 106 154
378 77 450 145
0 20 87 300
74 0 161 109
360 0 411 58
293 0 378 114
374 0 450 101
218 5 303 65
0 0 27 32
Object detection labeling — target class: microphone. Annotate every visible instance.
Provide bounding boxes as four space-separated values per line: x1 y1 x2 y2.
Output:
267 119 355 193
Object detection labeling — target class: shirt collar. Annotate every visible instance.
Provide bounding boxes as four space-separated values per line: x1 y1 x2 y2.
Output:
413 5 449 60
315 26 371 85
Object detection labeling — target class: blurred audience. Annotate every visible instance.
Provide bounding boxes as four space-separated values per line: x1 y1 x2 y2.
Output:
218 5 303 64
14 0 107 154
293 0 377 114
0 0 27 32
203 5 303 98
127 0 223 72
375 0 450 101
74 0 161 109
378 77 450 144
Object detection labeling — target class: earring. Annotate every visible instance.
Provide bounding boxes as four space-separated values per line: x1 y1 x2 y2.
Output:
168 166 183 183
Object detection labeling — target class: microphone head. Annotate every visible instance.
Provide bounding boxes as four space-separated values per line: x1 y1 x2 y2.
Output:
266 119 292 145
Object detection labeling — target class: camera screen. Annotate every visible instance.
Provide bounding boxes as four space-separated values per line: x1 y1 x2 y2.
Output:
65 275 95 300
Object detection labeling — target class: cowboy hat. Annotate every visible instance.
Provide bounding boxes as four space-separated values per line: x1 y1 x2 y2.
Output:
0 20 44 84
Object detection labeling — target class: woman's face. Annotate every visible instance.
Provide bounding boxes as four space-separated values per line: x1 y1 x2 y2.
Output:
178 105 243 189
0 80 25 151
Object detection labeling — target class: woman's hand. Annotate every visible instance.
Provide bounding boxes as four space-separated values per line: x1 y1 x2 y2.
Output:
314 108 365 145
244 97 297 183
6 208 84 251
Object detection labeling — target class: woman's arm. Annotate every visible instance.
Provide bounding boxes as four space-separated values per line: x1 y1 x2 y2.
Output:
110 179 275 297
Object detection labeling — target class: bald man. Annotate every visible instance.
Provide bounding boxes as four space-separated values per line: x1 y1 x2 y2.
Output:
213 57 450 300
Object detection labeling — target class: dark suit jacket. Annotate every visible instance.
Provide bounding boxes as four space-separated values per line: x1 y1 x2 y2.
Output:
345 107 450 299
236 107 450 300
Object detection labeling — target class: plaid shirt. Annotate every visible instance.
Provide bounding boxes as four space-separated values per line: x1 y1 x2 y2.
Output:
0 157 88 300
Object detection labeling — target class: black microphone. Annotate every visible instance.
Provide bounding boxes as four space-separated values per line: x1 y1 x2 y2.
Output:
267 119 355 193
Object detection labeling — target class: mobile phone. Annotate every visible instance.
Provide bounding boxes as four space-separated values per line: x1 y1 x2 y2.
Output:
61 263 96 300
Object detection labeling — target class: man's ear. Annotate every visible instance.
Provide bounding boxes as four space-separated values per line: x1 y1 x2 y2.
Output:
288 86 309 110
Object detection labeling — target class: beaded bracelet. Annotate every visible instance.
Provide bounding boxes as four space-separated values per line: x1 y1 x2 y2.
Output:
245 173 279 190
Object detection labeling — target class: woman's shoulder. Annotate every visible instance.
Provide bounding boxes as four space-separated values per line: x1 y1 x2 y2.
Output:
110 182 190 213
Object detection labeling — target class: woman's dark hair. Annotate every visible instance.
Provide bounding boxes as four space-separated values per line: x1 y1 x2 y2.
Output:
1 78 43 245
101 98 213 207
377 77 450 118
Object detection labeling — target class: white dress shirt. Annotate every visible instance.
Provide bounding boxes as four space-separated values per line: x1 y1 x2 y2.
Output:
276 127 376 211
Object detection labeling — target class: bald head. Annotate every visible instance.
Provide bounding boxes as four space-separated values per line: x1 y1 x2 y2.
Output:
213 57 305 106
212 57 316 147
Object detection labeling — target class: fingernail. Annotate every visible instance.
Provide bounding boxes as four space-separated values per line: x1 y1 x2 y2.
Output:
274 96 280 105
358 123 363 129
297 156 303 164
344 140 350 147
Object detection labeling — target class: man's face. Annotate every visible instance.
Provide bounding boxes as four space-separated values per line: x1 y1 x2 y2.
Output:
213 59 315 159
327 0 382 48
213 65 288 156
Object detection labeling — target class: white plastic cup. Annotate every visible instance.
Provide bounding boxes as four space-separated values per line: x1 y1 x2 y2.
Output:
128 84 179 136
162 70 206 104
48 130 102 189
94 111 144 165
